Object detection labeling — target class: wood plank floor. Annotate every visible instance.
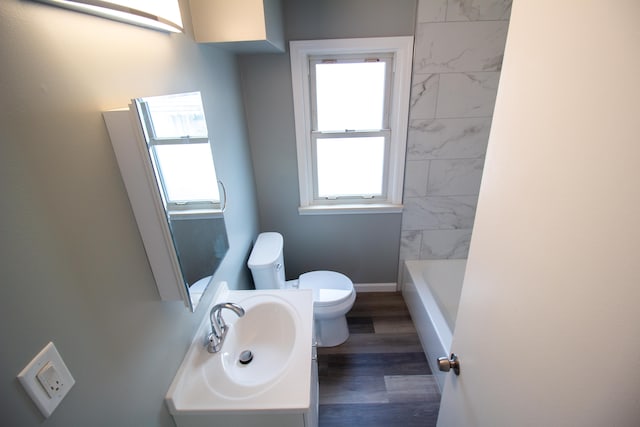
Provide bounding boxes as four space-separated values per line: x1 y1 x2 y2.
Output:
318 292 440 427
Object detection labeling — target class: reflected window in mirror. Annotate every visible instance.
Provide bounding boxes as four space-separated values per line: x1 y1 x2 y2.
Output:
135 92 223 215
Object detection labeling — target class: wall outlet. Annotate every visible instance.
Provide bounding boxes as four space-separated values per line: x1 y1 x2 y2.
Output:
17 342 75 418
36 361 64 398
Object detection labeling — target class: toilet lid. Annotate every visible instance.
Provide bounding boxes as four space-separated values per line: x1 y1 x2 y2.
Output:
298 271 354 307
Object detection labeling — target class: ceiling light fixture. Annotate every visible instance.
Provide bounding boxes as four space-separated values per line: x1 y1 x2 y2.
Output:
34 0 183 33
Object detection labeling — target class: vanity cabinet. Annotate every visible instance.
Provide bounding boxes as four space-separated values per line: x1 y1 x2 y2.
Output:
166 287 318 427
308 345 319 427
173 412 309 427
172 357 318 427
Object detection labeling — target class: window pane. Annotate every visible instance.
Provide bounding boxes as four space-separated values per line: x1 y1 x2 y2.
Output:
154 144 220 203
315 62 386 131
144 92 208 138
316 137 385 198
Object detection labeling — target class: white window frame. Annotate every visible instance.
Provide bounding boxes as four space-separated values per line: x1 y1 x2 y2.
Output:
290 37 413 215
134 97 224 219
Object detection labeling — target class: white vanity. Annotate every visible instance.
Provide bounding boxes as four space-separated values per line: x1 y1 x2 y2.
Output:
166 283 318 427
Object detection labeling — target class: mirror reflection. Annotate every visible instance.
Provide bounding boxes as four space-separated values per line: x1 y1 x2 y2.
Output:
134 92 229 310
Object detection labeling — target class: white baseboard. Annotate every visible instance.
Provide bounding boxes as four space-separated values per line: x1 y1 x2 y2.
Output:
354 282 398 292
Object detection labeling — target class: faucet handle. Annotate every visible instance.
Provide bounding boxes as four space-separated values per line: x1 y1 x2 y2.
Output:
205 332 216 347
206 332 224 353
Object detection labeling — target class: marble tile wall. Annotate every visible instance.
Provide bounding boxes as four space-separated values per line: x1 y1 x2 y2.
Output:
400 0 511 266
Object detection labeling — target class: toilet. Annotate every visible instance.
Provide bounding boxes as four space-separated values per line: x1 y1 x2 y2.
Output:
247 232 356 347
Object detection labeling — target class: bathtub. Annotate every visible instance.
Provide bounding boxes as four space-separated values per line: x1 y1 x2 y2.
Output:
402 259 466 392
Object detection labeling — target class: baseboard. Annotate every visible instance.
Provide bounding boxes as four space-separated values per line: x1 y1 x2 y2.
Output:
354 282 398 292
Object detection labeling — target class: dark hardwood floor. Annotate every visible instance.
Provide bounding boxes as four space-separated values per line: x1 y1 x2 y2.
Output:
318 292 440 427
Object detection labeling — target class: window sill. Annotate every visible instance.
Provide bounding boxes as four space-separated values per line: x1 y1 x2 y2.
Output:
298 203 403 215
168 209 224 220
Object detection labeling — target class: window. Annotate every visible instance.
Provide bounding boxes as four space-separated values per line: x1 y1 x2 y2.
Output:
134 92 222 215
290 37 413 214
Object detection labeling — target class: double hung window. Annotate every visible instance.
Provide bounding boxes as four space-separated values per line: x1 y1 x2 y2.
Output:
135 92 222 214
290 37 413 214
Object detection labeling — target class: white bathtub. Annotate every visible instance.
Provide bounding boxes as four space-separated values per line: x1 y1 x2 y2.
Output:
402 259 466 392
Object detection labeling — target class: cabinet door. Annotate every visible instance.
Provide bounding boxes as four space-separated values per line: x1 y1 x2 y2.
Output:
305 352 319 427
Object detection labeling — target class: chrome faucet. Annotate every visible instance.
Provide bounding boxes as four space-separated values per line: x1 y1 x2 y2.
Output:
206 302 245 353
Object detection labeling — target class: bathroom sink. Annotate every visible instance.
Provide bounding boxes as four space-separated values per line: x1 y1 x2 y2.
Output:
166 284 314 413
204 296 298 398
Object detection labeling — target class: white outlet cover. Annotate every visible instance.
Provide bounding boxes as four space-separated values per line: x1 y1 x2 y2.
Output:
17 342 75 418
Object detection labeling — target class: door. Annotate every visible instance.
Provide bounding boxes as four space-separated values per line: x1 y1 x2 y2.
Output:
437 1 640 426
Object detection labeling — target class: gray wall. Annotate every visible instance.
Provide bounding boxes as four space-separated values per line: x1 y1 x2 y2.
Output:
400 0 511 265
169 217 229 286
0 1 258 425
240 0 417 284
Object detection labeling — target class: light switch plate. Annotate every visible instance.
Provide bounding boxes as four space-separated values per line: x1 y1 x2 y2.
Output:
17 342 75 418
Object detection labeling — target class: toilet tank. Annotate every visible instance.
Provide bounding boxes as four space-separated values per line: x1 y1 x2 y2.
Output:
247 232 286 290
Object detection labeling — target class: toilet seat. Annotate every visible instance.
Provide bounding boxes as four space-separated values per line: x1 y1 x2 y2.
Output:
297 271 354 307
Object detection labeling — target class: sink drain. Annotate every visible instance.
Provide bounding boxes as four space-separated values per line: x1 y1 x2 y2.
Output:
239 350 253 365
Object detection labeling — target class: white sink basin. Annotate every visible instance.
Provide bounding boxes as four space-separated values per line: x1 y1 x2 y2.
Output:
166 284 314 414
205 296 298 398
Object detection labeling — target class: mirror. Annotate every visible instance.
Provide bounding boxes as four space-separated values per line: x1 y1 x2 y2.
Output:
135 92 229 310
103 92 229 311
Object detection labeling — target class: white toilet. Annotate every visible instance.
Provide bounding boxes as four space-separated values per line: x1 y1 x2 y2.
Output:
247 232 356 347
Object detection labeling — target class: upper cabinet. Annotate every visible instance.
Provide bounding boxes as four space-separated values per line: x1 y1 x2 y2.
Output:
189 0 284 53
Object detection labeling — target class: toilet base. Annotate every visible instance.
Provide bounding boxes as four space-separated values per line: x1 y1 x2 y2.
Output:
315 315 349 347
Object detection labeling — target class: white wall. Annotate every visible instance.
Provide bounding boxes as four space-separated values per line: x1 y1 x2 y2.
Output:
0 1 258 425
438 0 640 425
